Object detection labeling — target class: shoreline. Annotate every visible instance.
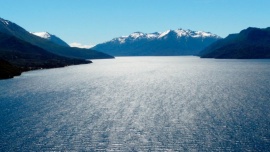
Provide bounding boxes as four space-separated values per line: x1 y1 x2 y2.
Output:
0 59 92 80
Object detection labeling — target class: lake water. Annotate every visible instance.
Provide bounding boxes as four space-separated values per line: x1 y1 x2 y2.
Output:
0 57 270 151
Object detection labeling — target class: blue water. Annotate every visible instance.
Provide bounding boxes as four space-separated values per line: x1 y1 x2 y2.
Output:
0 57 270 151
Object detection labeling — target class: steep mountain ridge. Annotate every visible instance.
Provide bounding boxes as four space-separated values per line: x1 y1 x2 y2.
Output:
31 32 70 47
0 17 113 59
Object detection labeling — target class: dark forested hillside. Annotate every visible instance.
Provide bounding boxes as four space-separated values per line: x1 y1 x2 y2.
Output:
0 32 91 79
200 27 270 59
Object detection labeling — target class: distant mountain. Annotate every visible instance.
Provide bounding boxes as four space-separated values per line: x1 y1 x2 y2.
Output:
93 29 221 56
0 32 91 79
31 32 70 47
200 27 270 59
0 17 113 59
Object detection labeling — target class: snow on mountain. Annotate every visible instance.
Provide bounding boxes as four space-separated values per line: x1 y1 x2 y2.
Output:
0 18 10 25
108 29 220 44
31 32 70 47
111 32 161 44
93 28 221 56
159 30 171 38
130 32 144 39
31 32 51 39
146 32 160 38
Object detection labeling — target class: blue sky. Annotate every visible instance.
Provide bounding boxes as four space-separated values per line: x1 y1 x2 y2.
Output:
1 0 270 47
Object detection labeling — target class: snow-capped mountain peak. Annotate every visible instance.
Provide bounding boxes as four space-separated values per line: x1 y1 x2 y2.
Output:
175 29 190 37
30 32 70 47
111 29 220 43
146 32 160 38
130 32 145 39
164 29 220 38
31 32 51 39
194 31 213 37
128 32 161 39
158 30 173 38
93 28 221 56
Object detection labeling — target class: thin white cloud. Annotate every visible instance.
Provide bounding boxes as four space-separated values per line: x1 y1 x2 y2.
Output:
69 42 95 49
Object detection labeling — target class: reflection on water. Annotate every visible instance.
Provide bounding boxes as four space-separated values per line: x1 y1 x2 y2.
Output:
0 57 270 151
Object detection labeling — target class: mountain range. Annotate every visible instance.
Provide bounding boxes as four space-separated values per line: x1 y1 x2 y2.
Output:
1 17 269 79
93 29 221 56
200 27 270 59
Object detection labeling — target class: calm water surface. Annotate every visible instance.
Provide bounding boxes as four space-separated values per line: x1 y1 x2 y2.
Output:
0 57 270 151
